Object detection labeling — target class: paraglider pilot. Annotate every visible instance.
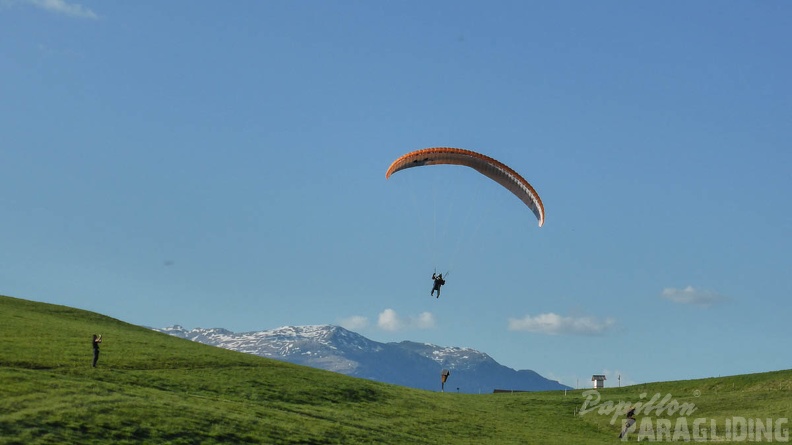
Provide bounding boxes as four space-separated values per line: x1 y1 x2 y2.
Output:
619 406 637 439
431 273 446 298
441 369 451 392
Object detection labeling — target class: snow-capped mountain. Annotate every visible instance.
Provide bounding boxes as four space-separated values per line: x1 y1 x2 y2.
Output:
154 324 570 393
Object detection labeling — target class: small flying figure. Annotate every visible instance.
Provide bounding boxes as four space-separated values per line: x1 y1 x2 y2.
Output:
431 273 446 298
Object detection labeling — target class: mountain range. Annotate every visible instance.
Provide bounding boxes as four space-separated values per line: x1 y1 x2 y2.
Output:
154 324 570 394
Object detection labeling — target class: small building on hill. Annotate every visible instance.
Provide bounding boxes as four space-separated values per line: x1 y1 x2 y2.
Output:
592 374 606 389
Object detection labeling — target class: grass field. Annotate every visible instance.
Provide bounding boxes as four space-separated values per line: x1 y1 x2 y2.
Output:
1 294 789 444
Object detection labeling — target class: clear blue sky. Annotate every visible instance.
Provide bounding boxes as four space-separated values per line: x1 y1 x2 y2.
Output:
2 0 790 388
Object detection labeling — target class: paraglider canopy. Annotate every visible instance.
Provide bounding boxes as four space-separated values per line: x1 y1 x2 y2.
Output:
386 147 545 227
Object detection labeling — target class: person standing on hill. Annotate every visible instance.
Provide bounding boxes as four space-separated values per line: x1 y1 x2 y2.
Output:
92 334 102 368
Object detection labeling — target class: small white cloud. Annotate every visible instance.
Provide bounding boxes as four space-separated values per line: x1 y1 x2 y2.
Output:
378 309 402 331
661 286 727 307
339 316 368 331
508 312 615 336
26 0 98 19
377 308 435 332
413 311 435 329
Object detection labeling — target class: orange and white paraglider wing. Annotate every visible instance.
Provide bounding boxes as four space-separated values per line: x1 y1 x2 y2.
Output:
386 147 545 227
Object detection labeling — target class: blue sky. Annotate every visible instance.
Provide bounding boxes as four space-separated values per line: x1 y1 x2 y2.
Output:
2 0 790 388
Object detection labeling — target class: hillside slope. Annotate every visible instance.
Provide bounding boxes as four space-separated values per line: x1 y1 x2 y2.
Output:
1 295 790 444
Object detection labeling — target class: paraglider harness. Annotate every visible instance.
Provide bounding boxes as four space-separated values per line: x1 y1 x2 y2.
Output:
431 270 447 298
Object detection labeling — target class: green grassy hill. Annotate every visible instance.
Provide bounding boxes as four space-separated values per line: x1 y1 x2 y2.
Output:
1 295 789 444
